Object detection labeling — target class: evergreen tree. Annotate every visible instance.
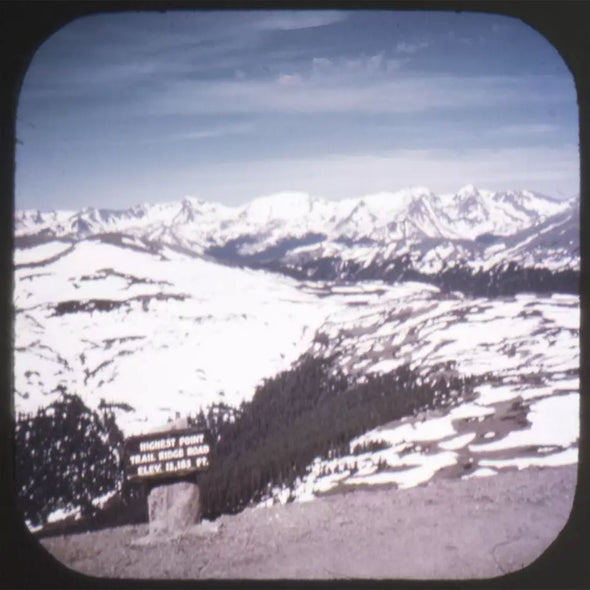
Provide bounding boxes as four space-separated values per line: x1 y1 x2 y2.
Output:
15 392 124 526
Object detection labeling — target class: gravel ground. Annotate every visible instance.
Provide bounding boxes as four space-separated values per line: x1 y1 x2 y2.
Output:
40 463 577 580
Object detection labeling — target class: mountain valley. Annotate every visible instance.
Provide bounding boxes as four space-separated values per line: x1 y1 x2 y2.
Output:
13 185 580 526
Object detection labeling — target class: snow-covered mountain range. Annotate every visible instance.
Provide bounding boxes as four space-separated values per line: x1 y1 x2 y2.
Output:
15 185 572 240
16 185 578 269
13 186 580 506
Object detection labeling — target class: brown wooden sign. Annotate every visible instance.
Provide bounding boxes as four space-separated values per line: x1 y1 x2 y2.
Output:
123 427 210 482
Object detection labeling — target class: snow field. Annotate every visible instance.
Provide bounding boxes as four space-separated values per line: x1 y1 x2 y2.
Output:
14 241 72 266
13 236 579 507
279 378 579 503
266 287 579 503
314 288 578 381
282 389 578 503
468 393 579 452
14 240 350 434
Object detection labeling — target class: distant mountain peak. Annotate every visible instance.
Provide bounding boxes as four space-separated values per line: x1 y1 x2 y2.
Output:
395 185 433 198
14 186 574 250
181 195 206 207
457 184 479 197
241 191 316 223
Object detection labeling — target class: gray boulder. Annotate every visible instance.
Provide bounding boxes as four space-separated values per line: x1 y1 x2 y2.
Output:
148 481 202 537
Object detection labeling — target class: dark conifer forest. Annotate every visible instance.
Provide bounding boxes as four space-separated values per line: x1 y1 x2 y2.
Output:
15 356 477 531
205 231 578 298
250 256 579 297
15 393 124 527
194 357 475 519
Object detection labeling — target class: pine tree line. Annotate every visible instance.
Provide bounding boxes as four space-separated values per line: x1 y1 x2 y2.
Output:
193 357 475 519
252 255 579 297
15 357 476 530
14 393 124 527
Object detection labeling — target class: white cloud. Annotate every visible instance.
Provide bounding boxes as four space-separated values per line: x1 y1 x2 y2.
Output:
251 11 348 31
396 40 430 54
367 53 385 73
385 58 405 72
277 74 303 86
23 11 348 102
183 145 580 204
54 122 256 146
311 53 389 80
145 73 574 116
162 122 256 142
312 57 332 72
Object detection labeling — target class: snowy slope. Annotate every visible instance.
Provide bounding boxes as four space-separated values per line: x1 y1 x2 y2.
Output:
13 236 579 459
258 283 579 504
13 186 580 510
14 237 342 435
15 187 578 292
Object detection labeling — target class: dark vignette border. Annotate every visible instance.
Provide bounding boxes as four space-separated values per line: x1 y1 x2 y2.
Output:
0 1 588 589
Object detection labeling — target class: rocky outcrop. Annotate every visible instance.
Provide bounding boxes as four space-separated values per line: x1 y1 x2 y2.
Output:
148 481 202 537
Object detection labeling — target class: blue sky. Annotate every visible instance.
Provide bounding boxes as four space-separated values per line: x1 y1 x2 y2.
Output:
16 10 578 210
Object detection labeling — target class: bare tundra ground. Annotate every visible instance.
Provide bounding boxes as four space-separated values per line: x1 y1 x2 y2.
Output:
40 464 577 580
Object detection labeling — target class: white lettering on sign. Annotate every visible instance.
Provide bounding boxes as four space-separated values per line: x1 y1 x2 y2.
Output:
138 463 163 476
129 452 157 465
158 448 185 461
186 444 210 457
178 434 205 446
194 456 209 468
125 429 210 480
165 458 192 472
139 437 177 452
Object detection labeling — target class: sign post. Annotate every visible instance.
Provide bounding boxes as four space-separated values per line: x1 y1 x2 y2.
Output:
123 425 211 538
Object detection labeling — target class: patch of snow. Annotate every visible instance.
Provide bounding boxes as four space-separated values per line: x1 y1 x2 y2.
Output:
47 506 81 524
348 451 457 489
448 403 495 420
474 384 523 406
479 447 578 470
439 432 476 450
461 467 497 480
14 241 71 265
469 393 579 453
366 359 402 374
355 416 457 447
